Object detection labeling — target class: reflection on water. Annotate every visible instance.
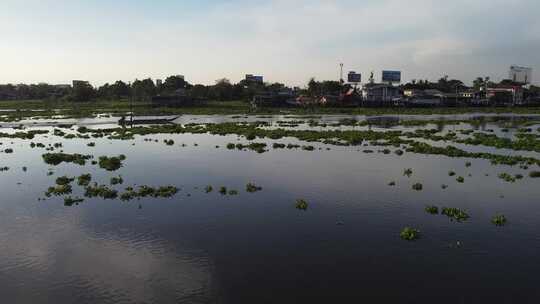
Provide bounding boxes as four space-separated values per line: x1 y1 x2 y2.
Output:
0 115 539 302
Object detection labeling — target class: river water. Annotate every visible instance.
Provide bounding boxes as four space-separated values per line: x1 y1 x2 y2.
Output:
0 115 539 303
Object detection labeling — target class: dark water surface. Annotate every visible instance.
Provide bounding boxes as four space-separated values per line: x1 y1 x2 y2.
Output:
1 115 540 303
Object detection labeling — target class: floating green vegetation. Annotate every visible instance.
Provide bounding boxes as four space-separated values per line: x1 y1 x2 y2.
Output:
226 143 235 149
441 207 470 222
529 171 540 178
110 175 124 185
42 153 92 166
4 148 13 153
0 129 48 139
388 181 396 186
219 186 227 195
84 183 118 199
45 184 73 197
228 190 239 195
403 168 413 177
448 171 456 176
64 196 84 206
22 166 27 172
441 184 448 189
395 149 404 156
164 139 175 145
246 183 262 193
456 176 465 183
498 173 518 183
55 176 74 185
98 155 126 171
0 166 9 172
273 143 286 149
77 173 92 186
87 142 96 147
232 142 268 153
400 227 420 241
302 145 315 151
120 185 178 199
295 199 308 210
465 161 472 167
425 206 439 214
412 183 423 191
205 185 213 193
491 214 507 226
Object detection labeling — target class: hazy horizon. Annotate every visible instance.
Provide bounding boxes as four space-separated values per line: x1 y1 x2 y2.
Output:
1 0 538 87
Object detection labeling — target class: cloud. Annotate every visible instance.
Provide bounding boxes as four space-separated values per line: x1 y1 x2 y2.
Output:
0 0 538 85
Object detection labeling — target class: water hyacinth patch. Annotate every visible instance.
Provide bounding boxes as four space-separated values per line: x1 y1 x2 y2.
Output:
425 206 439 214
110 175 124 185
295 199 308 210
400 227 420 241
64 196 84 206
42 153 93 166
98 155 126 171
205 185 213 193
55 176 74 185
77 174 92 186
491 214 507 226
441 207 470 222
456 176 465 183
412 183 423 191
529 171 540 178
246 183 262 193
403 168 413 178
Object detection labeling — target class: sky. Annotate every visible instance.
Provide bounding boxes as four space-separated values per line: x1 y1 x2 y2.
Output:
1 0 539 87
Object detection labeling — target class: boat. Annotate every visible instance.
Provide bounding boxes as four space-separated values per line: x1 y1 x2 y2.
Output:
118 115 180 125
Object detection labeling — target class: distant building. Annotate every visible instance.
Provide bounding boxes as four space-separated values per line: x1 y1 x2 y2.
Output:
487 85 524 105
509 66 532 84
245 74 264 84
362 84 402 104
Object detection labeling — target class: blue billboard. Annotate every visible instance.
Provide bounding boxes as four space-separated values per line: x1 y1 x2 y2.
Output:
382 70 401 83
347 71 361 83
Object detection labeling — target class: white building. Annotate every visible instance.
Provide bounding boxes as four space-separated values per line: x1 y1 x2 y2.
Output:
509 66 532 84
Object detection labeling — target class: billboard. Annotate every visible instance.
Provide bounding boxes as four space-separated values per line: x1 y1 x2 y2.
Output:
347 71 361 83
509 66 532 84
382 70 401 83
246 74 264 83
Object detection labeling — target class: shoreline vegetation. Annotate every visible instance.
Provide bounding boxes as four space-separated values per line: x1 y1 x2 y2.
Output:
2 100 540 122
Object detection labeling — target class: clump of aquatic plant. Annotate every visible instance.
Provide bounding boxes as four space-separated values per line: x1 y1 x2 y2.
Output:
425 205 439 214
448 171 456 176
273 143 286 149
412 183 423 191
491 214 507 226
219 186 227 195
4 148 13 153
22 166 27 172
395 149 404 156
456 176 464 183
302 145 315 151
388 181 396 186
87 142 95 147
465 161 471 167
226 143 235 149
0 166 10 172
84 183 118 199
441 184 448 189
529 171 540 178
42 153 92 166
400 227 420 241
164 139 175 145
98 155 126 171
498 173 516 183
110 175 123 185
45 184 73 197
64 196 84 206
228 189 239 195
55 176 74 185
205 185 213 193
441 207 470 222
77 173 92 186
403 168 413 177
246 183 262 193
295 199 308 210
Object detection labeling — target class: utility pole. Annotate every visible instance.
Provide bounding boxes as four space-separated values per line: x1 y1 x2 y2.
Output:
340 63 344 85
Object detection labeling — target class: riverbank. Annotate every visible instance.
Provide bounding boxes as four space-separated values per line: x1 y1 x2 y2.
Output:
2 99 540 121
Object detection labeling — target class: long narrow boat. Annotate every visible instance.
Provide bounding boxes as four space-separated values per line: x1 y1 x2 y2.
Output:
118 116 180 125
